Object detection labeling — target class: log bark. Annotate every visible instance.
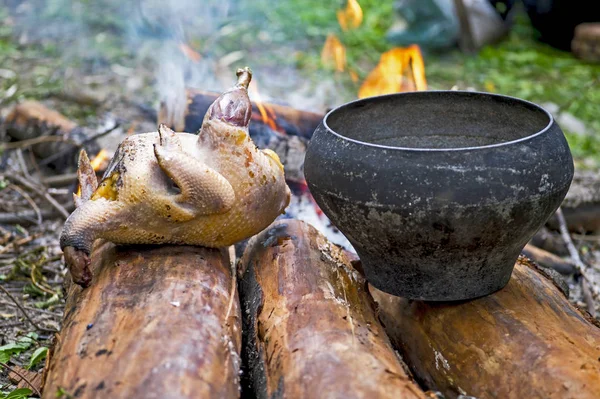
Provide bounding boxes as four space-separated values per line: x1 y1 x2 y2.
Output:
522 243 576 275
43 241 241 399
371 256 600 399
547 170 600 233
239 220 426 399
3 100 90 170
5 101 78 138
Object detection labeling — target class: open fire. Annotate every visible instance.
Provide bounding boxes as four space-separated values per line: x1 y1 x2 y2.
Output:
322 0 427 98
149 0 430 250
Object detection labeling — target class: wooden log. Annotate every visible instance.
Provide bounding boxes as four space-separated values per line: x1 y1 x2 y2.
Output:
522 243 576 275
160 89 323 140
43 242 241 399
5 101 78 139
2 101 89 170
530 226 568 256
158 90 318 183
239 220 426 399
371 256 600 399
547 170 600 233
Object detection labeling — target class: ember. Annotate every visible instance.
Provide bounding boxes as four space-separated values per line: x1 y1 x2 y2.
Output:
89 148 111 172
248 80 280 132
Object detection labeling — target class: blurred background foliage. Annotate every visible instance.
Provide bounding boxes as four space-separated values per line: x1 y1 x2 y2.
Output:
1 0 598 165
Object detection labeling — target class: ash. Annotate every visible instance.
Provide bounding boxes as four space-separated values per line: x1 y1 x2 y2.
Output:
283 188 354 252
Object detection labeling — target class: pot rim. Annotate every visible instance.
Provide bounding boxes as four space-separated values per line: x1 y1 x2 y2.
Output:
322 91 555 152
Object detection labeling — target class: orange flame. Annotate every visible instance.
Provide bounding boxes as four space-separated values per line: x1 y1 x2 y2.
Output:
321 34 347 72
337 0 363 31
76 149 110 197
358 45 427 99
248 81 279 131
90 149 110 172
179 43 202 63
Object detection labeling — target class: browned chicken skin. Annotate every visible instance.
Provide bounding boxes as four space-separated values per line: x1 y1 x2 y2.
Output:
60 67 291 287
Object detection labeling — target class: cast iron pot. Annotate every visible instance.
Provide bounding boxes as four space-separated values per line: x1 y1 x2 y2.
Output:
304 91 573 301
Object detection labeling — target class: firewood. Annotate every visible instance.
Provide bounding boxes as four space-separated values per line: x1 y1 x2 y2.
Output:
3 101 87 170
546 170 600 233
522 243 576 275
371 256 600 399
5 101 78 139
160 89 323 140
43 241 241 399
8 366 43 393
530 226 568 256
239 220 426 399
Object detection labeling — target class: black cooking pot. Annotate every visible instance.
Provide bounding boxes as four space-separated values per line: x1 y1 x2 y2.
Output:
304 91 573 301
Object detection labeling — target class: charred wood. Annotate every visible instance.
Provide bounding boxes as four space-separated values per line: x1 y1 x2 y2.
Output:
522 243 576 275
162 89 323 140
2 101 89 171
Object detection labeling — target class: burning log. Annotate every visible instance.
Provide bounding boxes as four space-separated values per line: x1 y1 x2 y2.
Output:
238 220 426 399
161 89 323 140
43 242 241 399
159 90 317 184
371 256 600 399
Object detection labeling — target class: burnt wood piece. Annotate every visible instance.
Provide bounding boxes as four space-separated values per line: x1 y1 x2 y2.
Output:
43 242 241 399
5 101 78 139
530 226 568 256
545 170 600 233
239 220 426 399
3 101 88 170
522 243 576 275
159 90 313 183
161 89 323 140
371 256 600 399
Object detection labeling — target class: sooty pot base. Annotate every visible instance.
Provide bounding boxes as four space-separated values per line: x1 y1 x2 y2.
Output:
305 92 573 301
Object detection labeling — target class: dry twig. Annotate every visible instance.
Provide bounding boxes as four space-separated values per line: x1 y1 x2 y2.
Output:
0 235 39 255
0 301 63 317
7 184 42 225
0 361 43 397
42 172 78 187
556 207 599 316
7 174 70 219
0 204 73 225
0 135 77 151
0 284 58 333
37 122 120 167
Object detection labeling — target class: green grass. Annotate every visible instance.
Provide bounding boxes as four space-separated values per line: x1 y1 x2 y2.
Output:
424 17 600 167
235 2 600 166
